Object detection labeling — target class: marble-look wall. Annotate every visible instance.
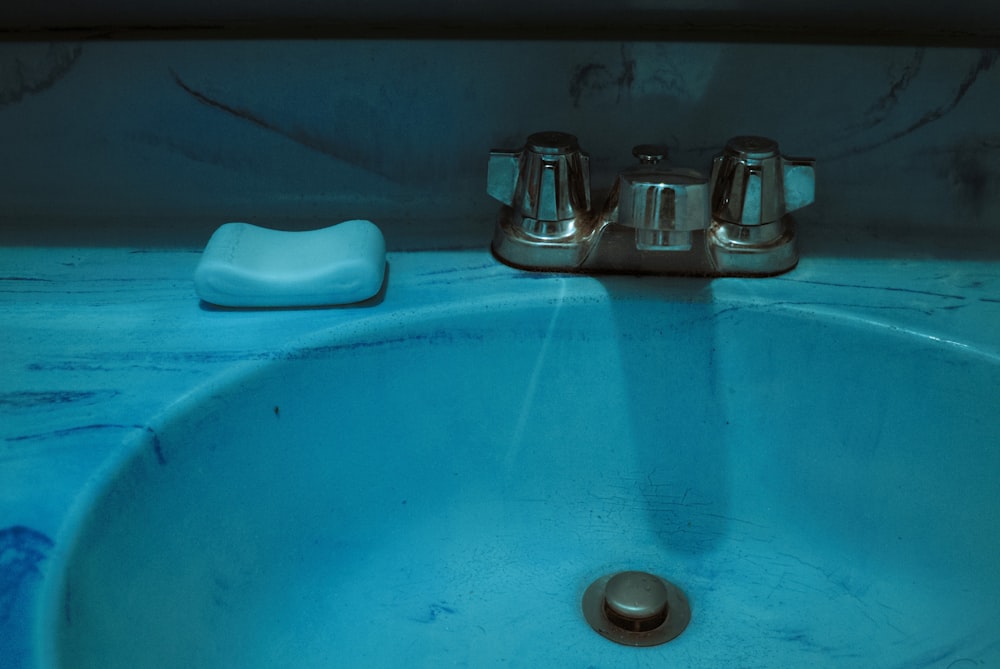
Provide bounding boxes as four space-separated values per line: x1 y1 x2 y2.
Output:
1 40 998 249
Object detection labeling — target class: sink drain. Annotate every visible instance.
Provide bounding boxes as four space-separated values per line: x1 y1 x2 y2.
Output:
582 570 690 646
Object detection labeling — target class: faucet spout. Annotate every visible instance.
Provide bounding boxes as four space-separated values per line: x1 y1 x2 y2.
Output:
602 144 710 252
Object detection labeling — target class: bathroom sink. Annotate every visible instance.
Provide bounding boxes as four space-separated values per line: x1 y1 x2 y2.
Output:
40 275 1000 668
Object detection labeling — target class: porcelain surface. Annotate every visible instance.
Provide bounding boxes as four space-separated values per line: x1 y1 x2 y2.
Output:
2 247 999 667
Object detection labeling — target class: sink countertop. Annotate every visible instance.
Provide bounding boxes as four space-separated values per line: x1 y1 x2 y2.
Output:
2 245 999 666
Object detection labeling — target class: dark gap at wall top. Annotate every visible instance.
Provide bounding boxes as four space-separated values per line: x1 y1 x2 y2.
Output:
1 19 999 48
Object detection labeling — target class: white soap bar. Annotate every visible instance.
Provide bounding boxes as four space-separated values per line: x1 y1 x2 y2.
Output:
194 220 386 307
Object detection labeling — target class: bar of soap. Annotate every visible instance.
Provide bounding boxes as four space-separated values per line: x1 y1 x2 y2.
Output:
194 220 386 307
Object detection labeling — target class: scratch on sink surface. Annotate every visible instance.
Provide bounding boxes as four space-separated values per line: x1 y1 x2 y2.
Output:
0 390 119 409
773 277 967 301
4 422 146 444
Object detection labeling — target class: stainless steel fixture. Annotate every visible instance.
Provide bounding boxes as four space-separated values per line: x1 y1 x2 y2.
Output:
581 570 691 647
488 131 815 276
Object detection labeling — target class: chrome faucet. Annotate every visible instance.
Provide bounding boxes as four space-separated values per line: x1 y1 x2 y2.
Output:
487 131 815 276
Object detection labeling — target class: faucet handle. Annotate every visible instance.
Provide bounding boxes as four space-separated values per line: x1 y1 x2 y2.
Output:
710 136 815 226
487 131 591 239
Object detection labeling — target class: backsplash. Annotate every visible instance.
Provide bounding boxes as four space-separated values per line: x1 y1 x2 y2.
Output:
1 39 998 250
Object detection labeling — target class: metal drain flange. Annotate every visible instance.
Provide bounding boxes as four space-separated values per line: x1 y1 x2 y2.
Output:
582 570 691 647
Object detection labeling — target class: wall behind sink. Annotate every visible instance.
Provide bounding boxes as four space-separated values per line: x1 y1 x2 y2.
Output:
1 36 998 251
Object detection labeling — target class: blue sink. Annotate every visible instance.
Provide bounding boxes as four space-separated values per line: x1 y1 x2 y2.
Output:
39 272 1000 667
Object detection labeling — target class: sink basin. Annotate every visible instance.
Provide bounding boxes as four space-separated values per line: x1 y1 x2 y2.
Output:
40 276 1000 667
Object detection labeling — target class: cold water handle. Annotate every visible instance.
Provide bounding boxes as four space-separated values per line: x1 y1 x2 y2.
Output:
708 136 816 274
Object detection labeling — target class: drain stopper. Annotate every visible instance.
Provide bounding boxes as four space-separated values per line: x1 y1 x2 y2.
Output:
604 571 669 631
582 570 691 647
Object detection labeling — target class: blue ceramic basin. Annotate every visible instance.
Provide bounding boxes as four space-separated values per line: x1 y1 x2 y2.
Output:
38 273 1000 667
